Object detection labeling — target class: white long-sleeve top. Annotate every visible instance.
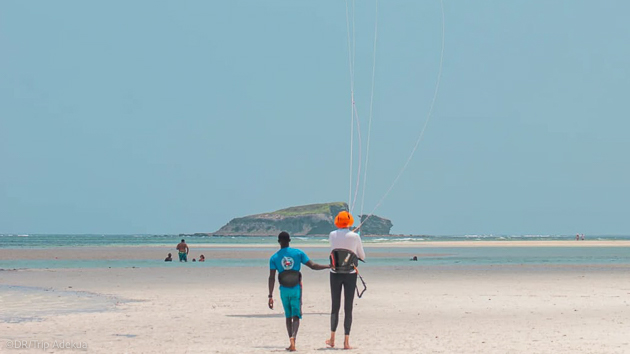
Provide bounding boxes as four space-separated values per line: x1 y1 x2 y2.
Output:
329 228 366 273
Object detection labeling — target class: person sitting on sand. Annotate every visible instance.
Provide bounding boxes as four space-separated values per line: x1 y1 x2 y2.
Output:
268 231 330 352
199 255 205 262
165 253 172 262
176 239 189 262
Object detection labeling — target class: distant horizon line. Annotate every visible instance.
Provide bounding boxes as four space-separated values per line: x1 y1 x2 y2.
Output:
1 233 628 237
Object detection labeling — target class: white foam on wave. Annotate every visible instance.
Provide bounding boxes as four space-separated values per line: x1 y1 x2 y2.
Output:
463 234 495 238
367 237 424 243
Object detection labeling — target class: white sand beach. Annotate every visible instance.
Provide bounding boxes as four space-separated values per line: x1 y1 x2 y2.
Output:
1 244 629 353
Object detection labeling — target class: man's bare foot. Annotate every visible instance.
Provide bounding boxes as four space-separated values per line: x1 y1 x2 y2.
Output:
286 338 296 351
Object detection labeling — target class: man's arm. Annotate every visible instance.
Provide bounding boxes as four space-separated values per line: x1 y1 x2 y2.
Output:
305 260 330 270
268 269 276 309
186 245 189 254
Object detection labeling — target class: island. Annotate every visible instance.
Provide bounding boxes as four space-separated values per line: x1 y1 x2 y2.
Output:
212 202 393 236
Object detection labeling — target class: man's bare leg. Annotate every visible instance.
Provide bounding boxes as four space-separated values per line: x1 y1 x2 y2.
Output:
325 332 335 348
344 335 353 350
284 317 299 351
285 318 292 338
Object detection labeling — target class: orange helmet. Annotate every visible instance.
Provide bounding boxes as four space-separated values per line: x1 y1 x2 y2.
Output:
334 211 354 229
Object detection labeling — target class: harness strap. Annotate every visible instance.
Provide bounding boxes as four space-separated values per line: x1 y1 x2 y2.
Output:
353 266 367 298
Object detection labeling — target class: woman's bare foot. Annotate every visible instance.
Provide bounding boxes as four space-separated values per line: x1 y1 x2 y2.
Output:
326 332 336 348
344 335 353 350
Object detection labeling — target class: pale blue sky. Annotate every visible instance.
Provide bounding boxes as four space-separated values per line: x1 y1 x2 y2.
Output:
1 1 629 235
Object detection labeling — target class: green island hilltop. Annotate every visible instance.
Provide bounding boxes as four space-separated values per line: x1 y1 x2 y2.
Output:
212 202 393 236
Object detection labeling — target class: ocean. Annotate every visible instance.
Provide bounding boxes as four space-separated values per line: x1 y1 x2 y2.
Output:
1 234 630 270
2 233 630 248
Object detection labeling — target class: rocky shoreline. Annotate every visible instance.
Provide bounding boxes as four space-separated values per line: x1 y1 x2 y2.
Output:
211 202 393 236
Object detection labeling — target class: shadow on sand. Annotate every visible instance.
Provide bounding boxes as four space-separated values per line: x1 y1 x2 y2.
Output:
226 312 328 319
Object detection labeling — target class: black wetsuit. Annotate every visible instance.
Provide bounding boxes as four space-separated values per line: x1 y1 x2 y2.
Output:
330 272 358 335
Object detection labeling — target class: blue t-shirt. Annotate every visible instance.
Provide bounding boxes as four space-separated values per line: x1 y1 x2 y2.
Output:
269 247 310 289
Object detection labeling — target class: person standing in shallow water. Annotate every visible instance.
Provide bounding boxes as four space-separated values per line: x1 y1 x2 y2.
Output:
176 239 189 262
326 211 366 350
268 231 329 352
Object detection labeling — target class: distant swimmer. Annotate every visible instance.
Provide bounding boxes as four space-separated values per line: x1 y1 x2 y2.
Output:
410 256 418 261
165 253 173 262
327 211 366 350
176 239 189 262
268 231 329 352
199 255 205 262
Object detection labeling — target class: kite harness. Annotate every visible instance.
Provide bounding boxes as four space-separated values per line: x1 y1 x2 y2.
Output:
278 270 302 288
330 248 367 298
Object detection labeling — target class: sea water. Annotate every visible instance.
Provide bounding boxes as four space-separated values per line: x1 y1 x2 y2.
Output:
2 233 630 248
1 241 630 269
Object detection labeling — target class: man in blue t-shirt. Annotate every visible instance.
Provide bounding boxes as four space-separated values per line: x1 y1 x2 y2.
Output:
268 231 329 352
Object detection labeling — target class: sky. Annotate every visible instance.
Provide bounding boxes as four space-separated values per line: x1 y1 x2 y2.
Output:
1 0 629 235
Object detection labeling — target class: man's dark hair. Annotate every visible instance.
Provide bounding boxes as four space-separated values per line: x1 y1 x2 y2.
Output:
181 239 185 242
278 231 290 242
